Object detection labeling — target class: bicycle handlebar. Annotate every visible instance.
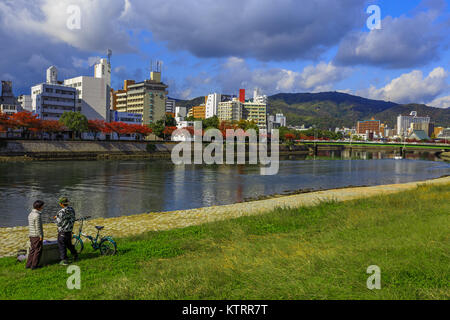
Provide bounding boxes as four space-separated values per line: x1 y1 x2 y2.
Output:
76 216 92 221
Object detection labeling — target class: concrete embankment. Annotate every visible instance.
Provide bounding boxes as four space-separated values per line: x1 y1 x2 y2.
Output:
0 140 174 161
1 176 449 258
0 140 307 161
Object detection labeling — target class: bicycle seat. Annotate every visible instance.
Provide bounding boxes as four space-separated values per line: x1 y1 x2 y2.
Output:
95 226 104 231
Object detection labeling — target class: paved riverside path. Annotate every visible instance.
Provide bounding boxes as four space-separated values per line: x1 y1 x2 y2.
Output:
1 176 449 258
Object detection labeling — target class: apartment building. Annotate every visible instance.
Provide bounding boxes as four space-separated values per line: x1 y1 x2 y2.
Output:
114 71 168 125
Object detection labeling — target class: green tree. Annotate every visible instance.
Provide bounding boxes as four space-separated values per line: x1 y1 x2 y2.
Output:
149 120 166 139
164 114 177 127
59 112 88 140
202 116 220 129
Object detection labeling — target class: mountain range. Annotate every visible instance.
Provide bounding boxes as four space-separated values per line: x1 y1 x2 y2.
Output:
172 92 450 129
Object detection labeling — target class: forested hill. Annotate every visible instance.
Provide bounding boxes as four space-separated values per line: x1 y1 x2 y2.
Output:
173 92 450 129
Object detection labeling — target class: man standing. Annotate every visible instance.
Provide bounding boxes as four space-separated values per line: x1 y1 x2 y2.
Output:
26 200 45 270
55 197 78 265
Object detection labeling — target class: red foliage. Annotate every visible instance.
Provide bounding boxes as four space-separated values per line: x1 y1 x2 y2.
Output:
163 126 177 136
284 133 295 141
10 111 41 131
88 120 106 133
105 122 134 137
40 120 65 133
0 113 13 132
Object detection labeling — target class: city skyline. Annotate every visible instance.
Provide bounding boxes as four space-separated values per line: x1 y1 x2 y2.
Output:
0 0 449 107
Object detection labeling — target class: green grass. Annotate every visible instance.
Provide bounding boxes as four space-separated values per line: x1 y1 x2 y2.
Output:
1 183 449 300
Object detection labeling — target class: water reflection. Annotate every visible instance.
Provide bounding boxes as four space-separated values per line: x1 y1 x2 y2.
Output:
1 154 449 227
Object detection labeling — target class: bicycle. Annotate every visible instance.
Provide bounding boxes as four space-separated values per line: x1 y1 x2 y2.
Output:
72 216 117 256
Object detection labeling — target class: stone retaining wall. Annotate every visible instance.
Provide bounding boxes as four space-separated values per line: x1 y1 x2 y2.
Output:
1 176 449 258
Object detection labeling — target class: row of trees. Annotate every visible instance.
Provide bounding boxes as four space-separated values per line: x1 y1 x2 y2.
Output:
0 111 152 141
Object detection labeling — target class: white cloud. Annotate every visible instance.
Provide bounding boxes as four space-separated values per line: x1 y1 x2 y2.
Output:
174 58 351 99
358 67 449 104
335 7 447 68
429 95 450 109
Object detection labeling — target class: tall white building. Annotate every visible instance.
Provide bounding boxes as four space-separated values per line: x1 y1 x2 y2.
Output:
165 99 176 114
31 67 77 120
205 93 221 118
253 88 268 104
64 58 111 122
397 111 430 137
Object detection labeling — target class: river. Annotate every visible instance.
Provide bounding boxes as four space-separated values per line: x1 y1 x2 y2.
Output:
1 150 449 227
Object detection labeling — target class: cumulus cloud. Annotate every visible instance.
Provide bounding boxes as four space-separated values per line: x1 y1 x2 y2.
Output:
122 0 366 61
358 67 449 104
335 3 448 68
174 58 351 99
0 0 133 53
429 95 450 109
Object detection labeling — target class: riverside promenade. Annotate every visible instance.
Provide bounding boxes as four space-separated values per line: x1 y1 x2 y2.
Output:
1 176 449 258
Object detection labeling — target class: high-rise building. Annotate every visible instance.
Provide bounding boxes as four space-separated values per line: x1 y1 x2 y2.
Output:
123 71 168 125
205 93 221 118
112 80 135 111
31 68 77 120
243 101 267 129
165 99 176 114
64 58 112 122
397 111 430 137
218 98 243 122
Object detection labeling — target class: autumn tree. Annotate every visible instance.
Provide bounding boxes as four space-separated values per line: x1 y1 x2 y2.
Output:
88 119 106 140
40 120 66 139
10 111 41 139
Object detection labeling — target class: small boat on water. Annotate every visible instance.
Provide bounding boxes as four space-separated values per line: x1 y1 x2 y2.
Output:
394 156 403 160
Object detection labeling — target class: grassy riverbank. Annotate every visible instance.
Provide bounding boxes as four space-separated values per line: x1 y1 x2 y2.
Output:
0 183 449 300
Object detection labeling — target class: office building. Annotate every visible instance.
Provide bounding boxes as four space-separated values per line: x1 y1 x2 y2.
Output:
205 93 221 118
357 118 381 135
112 80 135 111
218 98 243 122
31 67 77 120
397 111 430 137
17 95 32 112
64 58 112 122
166 99 176 114
187 105 206 119
113 69 168 126
243 101 267 129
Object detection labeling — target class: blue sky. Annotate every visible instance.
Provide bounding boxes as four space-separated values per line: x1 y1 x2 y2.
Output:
0 0 449 108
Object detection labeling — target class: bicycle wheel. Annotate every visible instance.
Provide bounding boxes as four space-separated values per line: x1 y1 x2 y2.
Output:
99 237 117 256
72 235 84 255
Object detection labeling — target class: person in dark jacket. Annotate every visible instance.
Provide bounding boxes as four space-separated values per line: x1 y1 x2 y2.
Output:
54 197 78 265
26 200 45 270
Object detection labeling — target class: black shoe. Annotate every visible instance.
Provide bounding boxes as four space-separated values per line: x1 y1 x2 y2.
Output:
31 266 42 270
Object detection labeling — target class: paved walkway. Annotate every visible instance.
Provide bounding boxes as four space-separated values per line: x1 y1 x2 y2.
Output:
1 176 449 258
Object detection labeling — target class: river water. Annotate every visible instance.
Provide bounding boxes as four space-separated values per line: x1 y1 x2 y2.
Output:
1 151 449 227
